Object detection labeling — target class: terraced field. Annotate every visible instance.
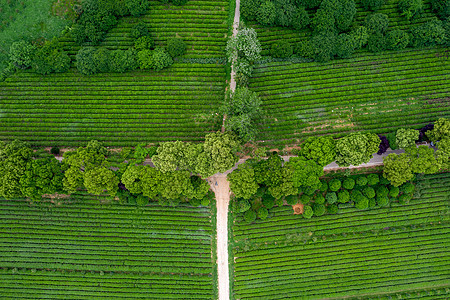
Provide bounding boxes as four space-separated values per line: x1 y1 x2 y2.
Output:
251 47 450 145
247 0 437 54
0 193 216 299
0 63 224 146
232 172 450 299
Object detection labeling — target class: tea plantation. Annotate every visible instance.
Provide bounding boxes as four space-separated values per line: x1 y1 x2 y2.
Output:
232 172 450 299
0 193 216 299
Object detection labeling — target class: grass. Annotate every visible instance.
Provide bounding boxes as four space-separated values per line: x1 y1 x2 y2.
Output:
231 172 450 299
0 192 216 299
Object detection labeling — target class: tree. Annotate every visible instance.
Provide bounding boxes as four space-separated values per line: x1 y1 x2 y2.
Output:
427 118 450 142
226 27 262 63
76 47 98 75
377 135 390 154
325 192 338 204
398 0 424 20
84 167 119 196
241 0 263 21
270 40 293 58
343 178 355 190
383 153 414 187
363 186 376 198
292 6 310 31
0 140 33 199
362 0 384 11
338 190 350 203
244 209 257 223
268 167 297 199
367 33 387 52
287 157 324 189
184 176 210 200
299 136 337 166
167 37 186 58
223 87 263 142
257 1 277 26
126 0 149 16
140 166 163 198
313 203 326 216
135 36 155 51
335 133 380 167
386 29 410 50
407 145 445 175
335 33 357 59
367 173 379 185
396 128 419 149
152 141 191 172
335 0 356 32
9 41 36 69
228 164 259 199
19 157 64 201
32 41 71 75
152 47 173 71
159 171 191 200
121 165 145 194
109 49 138 73
430 0 450 19
129 21 151 39
350 26 369 49
303 205 313 218
410 19 446 47
274 0 296 27
364 13 389 34
311 32 337 62
202 131 240 176
328 179 341 191
258 207 269 220
93 47 111 72
137 49 154 69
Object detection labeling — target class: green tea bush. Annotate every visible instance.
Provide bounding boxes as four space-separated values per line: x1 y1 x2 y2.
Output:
329 179 341 192
326 192 338 204
313 203 326 216
303 205 313 218
327 204 338 214
136 195 148 206
258 207 269 220
363 186 376 198
343 178 355 190
244 209 257 223
367 174 379 186
338 190 350 203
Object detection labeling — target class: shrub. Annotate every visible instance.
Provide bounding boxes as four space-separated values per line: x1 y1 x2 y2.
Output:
257 1 277 26
295 40 314 58
396 128 419 149
367 33 387 52
398 0 424 20
286 194 298 205
335 33 356 59
314 194 325 204
126 0 150 16
363 186 376 198
326 192 338 204
430 0 450 19
303 205 313 218
262 194 275 209
386 29 410 50
138 50 154 69
152 47 173 71
76 47 98 75
135 36 155 51
338 190 350 203
258 207 269 220
389 186 400 198
270 40 293 58
328 179 341 192
386 132 399 150
50 147 60 155
399 193 413 205
354 196 369 209
376 185 389 198
311 32 336 62
362 0 384 11
300 194 311 204
167 37 186 58
9 41 35 69
368 198 376 208
327 204 339 214
343 178 355 190
400 182 415 194
244 209 257 223
136 195 148 206
236 198 251 213
411 19 446 47
367 174 379 186
356 176 368 186
93 48 111 73
241 0 263 21
313 203 326 216
377 135 390 155
109 49 138 73
365 13 389 34
292 6 310 30
129 21 151 39
377 196 389 206
299 136 336 167
319 181 328 192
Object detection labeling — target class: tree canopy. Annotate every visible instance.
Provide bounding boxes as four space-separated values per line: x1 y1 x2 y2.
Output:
335 133 380 167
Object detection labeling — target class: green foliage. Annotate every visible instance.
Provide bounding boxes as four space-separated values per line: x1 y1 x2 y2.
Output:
319 181 328 192
398 0 424 20
368 197 376 208
376 185 389 198
51 147 60 155
110 49 138 73
400 182 415 194
410 19 446 47
228 165 259 199
152 47 173 71
285 194 298 205
19 157 64 201
129 21 151 39
244 209 257 223
299 136 336 166
337 190 350 203
292 6 310 30
327 203 339 214
335 133 380 167
376 195 389 206
226 26 262 63
126 0 150 16
152 141 191 172
300 194 311 204
407 145 445 175
287 157 324 189
262 194 275 209
137 49 154 69
270 40 293 58
314 194 325 204
328 179 341 192
335 33 357 59
396 128 419 149
240 0 263 21
136 195 149 206
386 29 410 50
258 207 269 220
167 38 186 58
398 193 413 204
0 140 33 199
364 13 389 34
135 36 155 51
84 167 119 196
274 0 297 27
389 186 400 198
76 47 97 75
427 118 450 142
224 87 263 142
325 192 338 204
159 170 190 200
356 176 368 186
311 32 336 63
32 40 71 75
430 0 450 19
313 203 326 216
303 205 313 218
367 174 379 186
362 0 384 11
383 153 414 187
203 131 240 176
257 1 277 26
367 33 387 52
343 178 355 190
234 198 251 213
386 132 399 150
354 195 369 209
363 186 376 198
350 26 369 49
9 41 36 69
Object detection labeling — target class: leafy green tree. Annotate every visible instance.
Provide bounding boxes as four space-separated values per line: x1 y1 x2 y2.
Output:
313 203 326 216
300 136 336 166
377 196 389 206
244 209 257 223
365 13 389 34
152 141 190 172
410 19 446 47
137 49 154 69
287 157 324 189
135 36 155 51
226 27 262 63
202 131 240 176
292 6 310 30
427 118 450 142
93 48 111 72
356 176 368 186
268 167 297 199
274 0 296 27
396 128 419 149
126 0 149 16
343 178 355 190
398 0 424 20
84 167 119 196
363 186 376 198
335 33 357 59
152 47 173 71
19 157 64 201
228 165 259 199
9 41 36 69
241 0 263 21
257 1 277 26
159 171 191 200
328 179 341 192
335 133 380 167
386 29 410 50
223 87 263 142
311 32 337 62
140 166 164 198
407 145 445 175
253 154 283 186
303 205 313 218
367 173 379 185
257 207 269 220
350 26 369 49
367 33 387 52
167 37 186 58
76 47 98 75
184 176 210 200
109 49 138 73
362 0 384 11
338 190 350 203
335 0 356 32
129 21 151 39
270 40 293 58
121 165 146 194
430 0 450 19
389 186 400 197
0 140 33 199
32 40 71 75
325 192 338 204
383 153 414 187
